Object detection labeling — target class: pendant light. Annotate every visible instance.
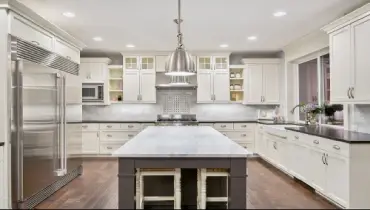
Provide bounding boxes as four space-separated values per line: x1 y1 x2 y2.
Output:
165 0 196 76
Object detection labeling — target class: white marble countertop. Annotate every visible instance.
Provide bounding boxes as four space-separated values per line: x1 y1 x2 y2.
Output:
112 126 250 158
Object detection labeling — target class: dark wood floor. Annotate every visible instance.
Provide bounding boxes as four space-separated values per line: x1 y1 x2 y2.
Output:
36 158 336 209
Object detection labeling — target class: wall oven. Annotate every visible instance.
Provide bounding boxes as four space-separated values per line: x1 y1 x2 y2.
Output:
82 83 104 102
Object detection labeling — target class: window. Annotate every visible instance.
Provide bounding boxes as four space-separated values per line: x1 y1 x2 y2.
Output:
297 53 343 126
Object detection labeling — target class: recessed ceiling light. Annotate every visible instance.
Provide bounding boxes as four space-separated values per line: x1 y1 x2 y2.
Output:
273 11 287 17
247 36 257 41
62 12 75 18
93 37 103 42
219 44 229 48
126 44 135 48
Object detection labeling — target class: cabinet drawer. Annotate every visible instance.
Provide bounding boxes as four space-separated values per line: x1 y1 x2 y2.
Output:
214 123 234 130
82 123 99 131
234 123 255 130
101 131 138 141
121 123 141 130
100 123 121 130
316 137 350 157
100 142 126 155
54 39 80 63
228 131 254 141
10 13 53 51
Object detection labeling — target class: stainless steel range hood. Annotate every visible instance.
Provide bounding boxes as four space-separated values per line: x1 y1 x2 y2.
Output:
156 76 197 89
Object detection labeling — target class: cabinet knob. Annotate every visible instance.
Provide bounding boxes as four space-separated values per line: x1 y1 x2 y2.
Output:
333 145 340 150
313 140 319 144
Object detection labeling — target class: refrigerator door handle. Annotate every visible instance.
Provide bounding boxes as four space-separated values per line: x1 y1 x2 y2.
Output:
62 75 67 174
54 74 67 176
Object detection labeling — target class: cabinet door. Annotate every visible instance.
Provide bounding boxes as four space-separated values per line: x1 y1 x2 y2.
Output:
330 26 352 103
213 71 230 103
197 72 213 103
54 39 80 63
352 16 370 102
263 64 279 104
0 147 4 209
123 71 140 102
276 140 288 172
90 63 106 81
64 72 82 104
124 56 139 70
82 132 100 154
140 72 156 103
289 142 310 183
309 149 327 193
326 153 349 207
155 55 167 72
198 56 212 71
245 64 263 103
213 56 229 70
79 63 90 80
140 56 155 71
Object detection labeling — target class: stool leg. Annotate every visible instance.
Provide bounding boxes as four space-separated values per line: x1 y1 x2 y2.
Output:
200 169 207 209
174 168 181 209
135 169 141 209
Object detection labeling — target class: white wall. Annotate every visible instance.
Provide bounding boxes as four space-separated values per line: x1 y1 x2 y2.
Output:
282 31 329 120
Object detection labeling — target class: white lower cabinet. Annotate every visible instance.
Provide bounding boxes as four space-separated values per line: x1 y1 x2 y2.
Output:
255 126 370 209
0 146 5 208
82 131 100 154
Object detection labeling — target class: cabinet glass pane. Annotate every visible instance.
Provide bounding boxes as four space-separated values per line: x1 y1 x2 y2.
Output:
125 57 137 69
199 57 212 70
140 57 154 70
214 57 228 69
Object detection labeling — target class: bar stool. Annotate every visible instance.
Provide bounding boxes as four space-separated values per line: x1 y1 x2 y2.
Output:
135 168 181 209
197 168 229 209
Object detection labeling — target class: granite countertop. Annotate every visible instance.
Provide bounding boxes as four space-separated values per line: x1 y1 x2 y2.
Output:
112 126 250 158
199 120 257 123
285 126 370 144
0 142 4 146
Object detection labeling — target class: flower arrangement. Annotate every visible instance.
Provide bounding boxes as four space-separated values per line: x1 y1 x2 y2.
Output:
291 102 324 124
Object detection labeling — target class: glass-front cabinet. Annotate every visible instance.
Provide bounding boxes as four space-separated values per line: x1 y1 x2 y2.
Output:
197 56 228 71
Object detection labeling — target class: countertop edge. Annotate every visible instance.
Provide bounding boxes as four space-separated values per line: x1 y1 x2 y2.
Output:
111 154 249 158
285 127 370 144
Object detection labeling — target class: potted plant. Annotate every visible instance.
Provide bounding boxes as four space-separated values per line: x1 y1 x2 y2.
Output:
323 104 343 124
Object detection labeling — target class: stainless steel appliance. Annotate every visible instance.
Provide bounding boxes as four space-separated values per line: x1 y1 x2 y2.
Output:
10 35 83 209
155 114 198 126
82 83 104 102
156 76 197 89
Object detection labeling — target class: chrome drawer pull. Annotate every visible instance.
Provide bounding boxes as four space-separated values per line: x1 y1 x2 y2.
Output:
107 125 112 128
333 145 340 150
241 134 247 137
82 125 88 128
294 136 299 140
128 134 134 138
223 133 227 136
31 40 40 46
107 134 112 138
107 146 113 149
221 125 227 128
66 56 71 60
128 125 134 128
313 140 319 144
241 125 247 128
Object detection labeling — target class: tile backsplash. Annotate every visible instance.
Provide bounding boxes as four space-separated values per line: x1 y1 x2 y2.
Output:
83 103 275 121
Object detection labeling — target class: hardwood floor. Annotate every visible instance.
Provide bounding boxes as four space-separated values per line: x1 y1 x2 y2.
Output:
36 158 336 209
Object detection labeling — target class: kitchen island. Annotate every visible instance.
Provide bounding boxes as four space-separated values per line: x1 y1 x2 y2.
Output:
112 126 249 209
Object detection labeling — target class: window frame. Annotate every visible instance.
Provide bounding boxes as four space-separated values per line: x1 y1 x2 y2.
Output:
293 48 344 128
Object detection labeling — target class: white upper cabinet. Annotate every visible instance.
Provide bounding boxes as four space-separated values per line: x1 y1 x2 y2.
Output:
54 39 80 64
10 13 54 51
122 56 156 103
352 16 370 103
196 55 230 103
123 71 140 102
80 58 111 82
242 59 281 105
140 71 156 103
155 55 167 72
323 5 370 104
329 26 352 103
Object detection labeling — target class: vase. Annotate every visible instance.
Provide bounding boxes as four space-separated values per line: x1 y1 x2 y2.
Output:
306 113 317 125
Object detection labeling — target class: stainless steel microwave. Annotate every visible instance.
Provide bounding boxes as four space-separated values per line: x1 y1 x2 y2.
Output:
82 83 104 102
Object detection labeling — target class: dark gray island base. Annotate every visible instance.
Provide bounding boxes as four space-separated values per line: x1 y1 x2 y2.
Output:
118 157 247 209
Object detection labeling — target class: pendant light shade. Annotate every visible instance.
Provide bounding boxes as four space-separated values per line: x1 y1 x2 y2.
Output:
165 0 196 76
165 48 196 76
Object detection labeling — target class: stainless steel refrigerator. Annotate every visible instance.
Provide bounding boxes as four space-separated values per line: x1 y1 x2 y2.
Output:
10 35 83 209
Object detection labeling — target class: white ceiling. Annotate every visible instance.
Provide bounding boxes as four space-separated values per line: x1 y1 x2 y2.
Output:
19 0 369 52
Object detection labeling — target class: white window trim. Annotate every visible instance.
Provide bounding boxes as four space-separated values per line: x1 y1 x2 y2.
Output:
292 48 344 128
